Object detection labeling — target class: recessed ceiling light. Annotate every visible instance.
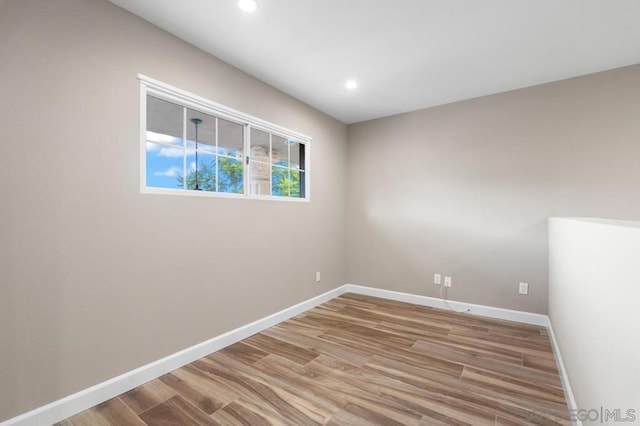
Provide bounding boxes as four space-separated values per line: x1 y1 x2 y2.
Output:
345 79 358 90
238 0 257 12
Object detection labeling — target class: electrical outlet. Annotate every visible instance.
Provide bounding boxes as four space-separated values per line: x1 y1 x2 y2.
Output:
519 282 529 295
444 276 452 288
434 273 441 285
316 271 321 283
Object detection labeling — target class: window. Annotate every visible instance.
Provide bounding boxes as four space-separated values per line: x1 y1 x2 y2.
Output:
249 128 306 198
139 75 310 201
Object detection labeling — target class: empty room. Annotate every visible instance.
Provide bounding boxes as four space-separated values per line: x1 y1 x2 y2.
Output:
1 0 638 425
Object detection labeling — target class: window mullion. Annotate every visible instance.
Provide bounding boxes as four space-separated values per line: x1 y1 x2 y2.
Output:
215 117 219 193
300 142 306 198
288 141 291 197
182 107 187 190
269 133 273 197
245 125 250 196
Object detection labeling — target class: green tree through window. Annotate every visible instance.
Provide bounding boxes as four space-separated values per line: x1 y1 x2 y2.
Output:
177 158 244 193
219 157 243 193
272 167 300 197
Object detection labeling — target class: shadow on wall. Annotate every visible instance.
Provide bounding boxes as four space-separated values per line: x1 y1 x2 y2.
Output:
348 180 549 312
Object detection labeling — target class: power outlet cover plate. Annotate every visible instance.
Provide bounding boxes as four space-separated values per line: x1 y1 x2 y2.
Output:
519 282 529 295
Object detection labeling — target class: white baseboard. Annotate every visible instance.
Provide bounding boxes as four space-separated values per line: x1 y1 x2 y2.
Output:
4 284 572 426
344 284 550 326
2 286 345 426
546 321 582 426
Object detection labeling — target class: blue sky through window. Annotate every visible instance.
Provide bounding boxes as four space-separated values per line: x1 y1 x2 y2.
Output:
146 131 244 192
146 134 184 189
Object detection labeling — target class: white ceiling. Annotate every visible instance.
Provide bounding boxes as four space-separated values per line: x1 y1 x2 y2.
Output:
111 0 640 124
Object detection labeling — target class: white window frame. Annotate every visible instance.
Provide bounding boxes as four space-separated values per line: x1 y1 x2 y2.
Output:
139 74 311 202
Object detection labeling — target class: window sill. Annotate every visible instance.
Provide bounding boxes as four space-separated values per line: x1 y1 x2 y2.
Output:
141 186 310 202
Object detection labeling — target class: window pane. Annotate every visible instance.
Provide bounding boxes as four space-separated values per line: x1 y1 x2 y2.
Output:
271 166 303 198
249 158 270 196
271 135 288 167
250 128 270 161
218 157 244 194
289 141 305 170
219 118 243 158
186 151 216 192
186 110 216 154
294 169 305 198
249 128 270 196
271 166 285 197
146 96 183 146
146 142 184 189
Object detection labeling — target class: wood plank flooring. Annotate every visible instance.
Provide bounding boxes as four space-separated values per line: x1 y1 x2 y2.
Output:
56 294 570 425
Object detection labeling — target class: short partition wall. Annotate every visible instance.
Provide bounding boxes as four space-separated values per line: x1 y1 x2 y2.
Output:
4 284 574 426
549 218 640 425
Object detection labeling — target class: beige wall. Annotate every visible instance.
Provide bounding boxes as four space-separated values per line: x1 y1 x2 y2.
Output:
347 64 640 314
0 0 347 420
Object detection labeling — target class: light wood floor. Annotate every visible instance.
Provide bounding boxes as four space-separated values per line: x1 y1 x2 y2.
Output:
56 294 569 425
